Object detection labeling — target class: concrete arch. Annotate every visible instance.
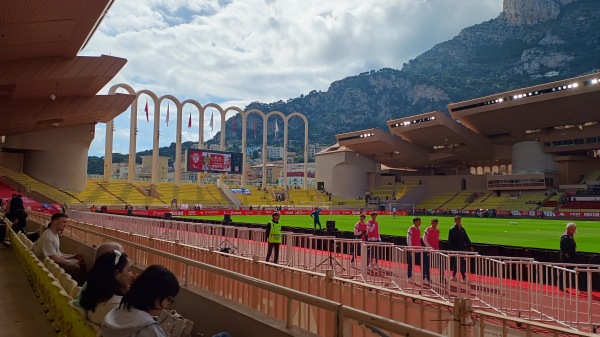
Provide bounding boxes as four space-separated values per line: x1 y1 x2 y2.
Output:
241 109 267 187
181 100 206 185
265 111 287 189
158 95 184 184
104 84 138 181
285 112 309 189
135 90 161 185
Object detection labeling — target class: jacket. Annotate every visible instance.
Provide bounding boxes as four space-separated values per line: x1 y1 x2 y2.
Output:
102 306 166 337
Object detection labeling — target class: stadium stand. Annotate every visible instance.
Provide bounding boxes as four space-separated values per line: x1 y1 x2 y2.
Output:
466 192 508 211
0 165 81 205
155 182 229 206
416 192 459 210
440 191 476 210
498 193 549 211
68 179 123 205
95 179 164 206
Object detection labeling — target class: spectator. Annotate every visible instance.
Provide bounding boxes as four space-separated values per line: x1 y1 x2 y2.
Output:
102 265 179 337
7 193 24 222
75 242 126 308
265 212 282 264
32 212 87 285
80 251 133 325
447 216 473 282
407 217 428 284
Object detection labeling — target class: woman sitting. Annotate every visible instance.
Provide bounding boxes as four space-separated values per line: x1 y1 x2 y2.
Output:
80 250 133 325
102 265 179 337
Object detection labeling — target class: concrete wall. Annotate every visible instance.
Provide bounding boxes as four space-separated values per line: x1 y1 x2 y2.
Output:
0 152 24 172
316 150 379 198
512 141 558 173
5 124 94 191
555 156 600 185
401 175 488 201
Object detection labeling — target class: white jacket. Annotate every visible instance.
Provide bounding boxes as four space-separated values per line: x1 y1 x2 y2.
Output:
102 306 166 337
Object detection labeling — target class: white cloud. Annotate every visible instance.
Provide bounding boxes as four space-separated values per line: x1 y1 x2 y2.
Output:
86 0 503 156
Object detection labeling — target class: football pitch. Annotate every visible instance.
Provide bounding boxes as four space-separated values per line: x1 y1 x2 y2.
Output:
182 214 599 253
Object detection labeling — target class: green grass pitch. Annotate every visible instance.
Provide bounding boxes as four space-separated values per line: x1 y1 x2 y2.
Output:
181 214 599 253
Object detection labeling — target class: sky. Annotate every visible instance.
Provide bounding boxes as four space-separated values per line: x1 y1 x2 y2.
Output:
83 0 504 157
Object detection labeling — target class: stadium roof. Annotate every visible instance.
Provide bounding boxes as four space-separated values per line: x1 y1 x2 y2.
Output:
337 72 600 168
0 0 135 136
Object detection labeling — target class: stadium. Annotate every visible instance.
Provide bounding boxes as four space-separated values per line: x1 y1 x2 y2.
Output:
1 1 600 337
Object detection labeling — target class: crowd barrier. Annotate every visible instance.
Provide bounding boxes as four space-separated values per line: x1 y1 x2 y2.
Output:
26 212 447 337
61 210 600 335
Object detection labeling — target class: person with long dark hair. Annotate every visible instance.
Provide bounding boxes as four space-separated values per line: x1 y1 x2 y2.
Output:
80 250 133 325
102 265 179 337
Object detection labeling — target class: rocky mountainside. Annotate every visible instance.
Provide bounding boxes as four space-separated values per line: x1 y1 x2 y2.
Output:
215 0 600 153
89 0 600 174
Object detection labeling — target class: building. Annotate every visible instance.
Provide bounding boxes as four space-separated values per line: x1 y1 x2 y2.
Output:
320 73 600 200
267 146 284 159
138 156 169 181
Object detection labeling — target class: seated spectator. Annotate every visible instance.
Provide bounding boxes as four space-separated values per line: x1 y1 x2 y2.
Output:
31 212 87 285
102 265 179 337
75 241 125 307
80 251 133 325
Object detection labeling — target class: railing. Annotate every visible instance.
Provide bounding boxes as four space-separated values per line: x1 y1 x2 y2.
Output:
48 211 600 336
27 212 444 337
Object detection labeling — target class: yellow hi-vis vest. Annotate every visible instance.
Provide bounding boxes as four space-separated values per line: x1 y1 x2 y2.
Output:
268 221 282 243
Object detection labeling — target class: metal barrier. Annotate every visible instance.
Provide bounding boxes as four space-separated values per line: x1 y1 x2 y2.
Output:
31 213 445 337
60 210 600 334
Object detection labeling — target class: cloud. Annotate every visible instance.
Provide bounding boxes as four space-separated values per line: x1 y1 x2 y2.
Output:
86 0 503 156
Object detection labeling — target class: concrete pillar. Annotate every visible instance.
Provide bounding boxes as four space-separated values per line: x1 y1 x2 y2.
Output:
104 119 114 182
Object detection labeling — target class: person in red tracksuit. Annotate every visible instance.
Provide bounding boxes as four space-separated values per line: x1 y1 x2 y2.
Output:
407 217 428 284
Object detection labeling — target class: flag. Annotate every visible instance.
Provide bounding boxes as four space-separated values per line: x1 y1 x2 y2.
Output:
210 111 214 132
253 119 257 138
232 116 236 136
166 103 170 127
274 120 279 135
144 99 149 122
188 112 192 128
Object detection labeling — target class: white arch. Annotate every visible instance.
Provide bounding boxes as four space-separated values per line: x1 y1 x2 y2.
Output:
158 95 183 185
285 112 309 189
104 85 309 193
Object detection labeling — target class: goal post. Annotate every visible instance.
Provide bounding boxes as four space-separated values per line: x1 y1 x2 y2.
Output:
298 201 333 211
387 203 414 216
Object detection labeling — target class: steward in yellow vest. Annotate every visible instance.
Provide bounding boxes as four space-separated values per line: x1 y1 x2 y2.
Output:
266 212 282 263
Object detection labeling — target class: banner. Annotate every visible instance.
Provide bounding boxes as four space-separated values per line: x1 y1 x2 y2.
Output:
186 149 243 174
231 188 251 195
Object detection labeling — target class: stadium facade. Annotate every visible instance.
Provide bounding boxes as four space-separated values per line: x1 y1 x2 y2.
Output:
317 73 600 201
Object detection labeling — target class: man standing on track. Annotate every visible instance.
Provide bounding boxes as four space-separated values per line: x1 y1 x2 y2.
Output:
351 214 368 267
265 212 282 264
311 207 322 230
559 222 577 291
407 217 428 284
366 212 381 268
448 215 473 282
422 218 440 283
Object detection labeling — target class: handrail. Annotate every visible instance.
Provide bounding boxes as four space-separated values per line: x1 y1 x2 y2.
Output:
37 216 443 337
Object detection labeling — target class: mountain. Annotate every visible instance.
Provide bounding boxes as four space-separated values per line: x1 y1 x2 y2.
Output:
89 0 600 174
214 0 600 150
